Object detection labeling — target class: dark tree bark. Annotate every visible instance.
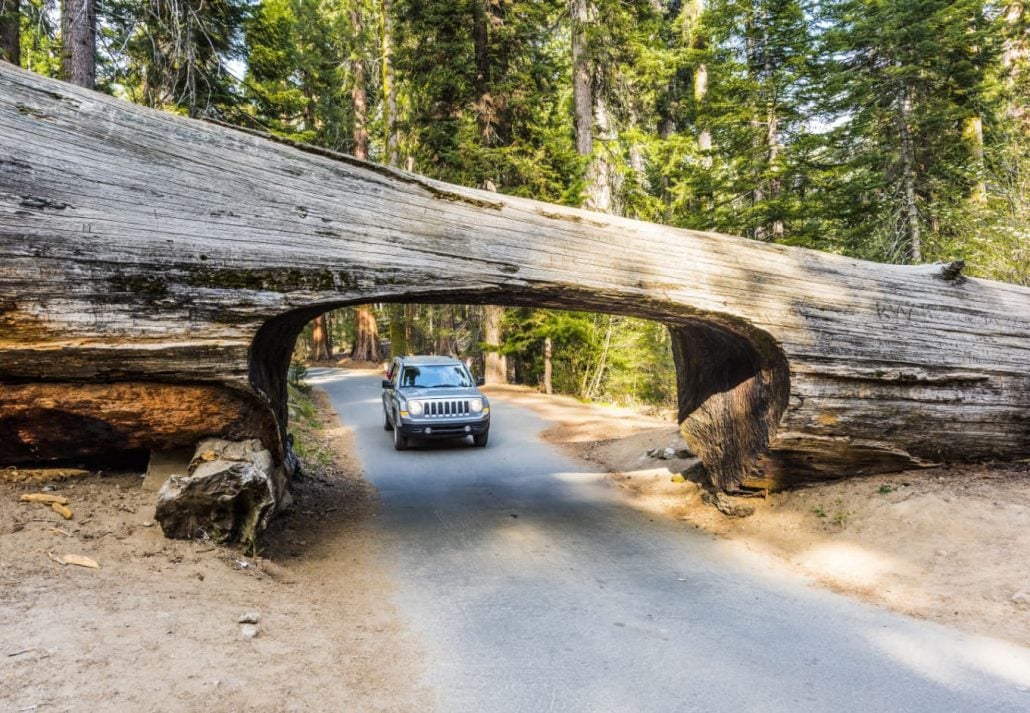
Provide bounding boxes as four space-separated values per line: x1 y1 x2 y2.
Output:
351 305 381 362
483 305 508 385
349 6 368 161
571 0 593 157
0 0 19 66
311 314 332 361
382 0 399 167
543 336 553 395
60 0 95 89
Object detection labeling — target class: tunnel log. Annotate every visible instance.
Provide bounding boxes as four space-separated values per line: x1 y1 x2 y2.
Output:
1 64 1028 490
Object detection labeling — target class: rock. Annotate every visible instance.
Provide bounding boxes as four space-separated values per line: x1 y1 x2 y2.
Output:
1012 590 1030 605
238 612 261 625
648 445 696 461
156 459 275 543
240 623 259 640
701 490 755 518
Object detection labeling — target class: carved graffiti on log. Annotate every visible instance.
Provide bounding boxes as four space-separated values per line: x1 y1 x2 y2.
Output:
1 63 1029 493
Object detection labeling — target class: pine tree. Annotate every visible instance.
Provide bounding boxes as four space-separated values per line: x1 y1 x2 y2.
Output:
816 0 1004 264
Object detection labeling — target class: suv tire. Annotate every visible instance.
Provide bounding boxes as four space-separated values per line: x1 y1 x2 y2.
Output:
393 425 409 451
472 429 489 448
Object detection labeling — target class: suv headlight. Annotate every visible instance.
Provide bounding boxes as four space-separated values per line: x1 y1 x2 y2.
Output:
469 398 484 413
408 400 424 415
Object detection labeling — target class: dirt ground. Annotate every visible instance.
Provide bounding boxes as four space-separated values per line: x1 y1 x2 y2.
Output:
0 390 430 713
3 377 1028 712
485 384 1030 648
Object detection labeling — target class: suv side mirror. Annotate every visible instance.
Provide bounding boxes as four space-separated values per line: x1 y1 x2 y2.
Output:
475 377 485 387
381 379 394 389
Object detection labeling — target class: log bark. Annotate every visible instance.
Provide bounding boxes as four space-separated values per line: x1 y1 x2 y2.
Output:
1 64 1028 490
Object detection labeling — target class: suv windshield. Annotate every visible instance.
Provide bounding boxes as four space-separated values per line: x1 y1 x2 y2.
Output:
400 364 473 388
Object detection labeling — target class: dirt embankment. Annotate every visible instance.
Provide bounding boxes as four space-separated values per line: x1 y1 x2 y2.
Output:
485 384 1030 648
0 390 428 713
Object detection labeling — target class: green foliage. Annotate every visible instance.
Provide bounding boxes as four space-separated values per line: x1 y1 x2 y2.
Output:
243 0 359 148
392 0 580 201
103 0 249 116
287 360 310 389
18 0 61 77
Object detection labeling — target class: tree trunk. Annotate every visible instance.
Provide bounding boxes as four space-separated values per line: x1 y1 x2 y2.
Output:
382 0 400 167
572 0 616 214
963 115 987 203
0 0 19 66
60 0 95 89
483 305 508 385
571 0 593 157
349 6 368 161
543 336 553 395
2 65 1028 494
311 314 332 361
898 82 921 263
688 1 712 169
584 315 613 400
404 303 414 352
435 304 455 356
351 305 381 362
767 98 783 239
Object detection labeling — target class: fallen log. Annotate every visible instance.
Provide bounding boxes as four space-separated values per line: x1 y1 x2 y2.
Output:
1 63 1028 492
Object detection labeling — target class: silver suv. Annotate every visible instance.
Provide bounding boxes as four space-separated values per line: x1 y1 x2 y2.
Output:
382 356 491 450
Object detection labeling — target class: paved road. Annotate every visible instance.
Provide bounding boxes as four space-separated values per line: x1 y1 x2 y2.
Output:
309 368 1030 713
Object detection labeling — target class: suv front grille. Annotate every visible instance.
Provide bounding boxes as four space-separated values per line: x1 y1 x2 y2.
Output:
423 399 471 418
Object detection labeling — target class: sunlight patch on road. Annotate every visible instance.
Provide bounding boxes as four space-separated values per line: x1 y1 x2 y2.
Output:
551 470 608 485
869 628 1030 690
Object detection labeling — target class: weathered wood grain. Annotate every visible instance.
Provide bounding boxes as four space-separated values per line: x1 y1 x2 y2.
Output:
1 63 1028 490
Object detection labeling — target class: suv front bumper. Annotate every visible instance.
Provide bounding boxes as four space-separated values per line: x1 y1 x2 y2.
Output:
397 416 490 439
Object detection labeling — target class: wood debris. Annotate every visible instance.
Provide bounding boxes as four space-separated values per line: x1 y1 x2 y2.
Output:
20 493 70 505
48 552 100 569
50 502 74 520
62 554 100 569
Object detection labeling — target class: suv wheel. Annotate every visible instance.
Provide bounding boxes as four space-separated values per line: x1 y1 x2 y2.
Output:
472 429 489 448
393 425 409 451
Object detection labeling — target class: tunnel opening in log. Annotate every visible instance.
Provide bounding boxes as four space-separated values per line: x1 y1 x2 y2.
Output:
248 297 791 491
